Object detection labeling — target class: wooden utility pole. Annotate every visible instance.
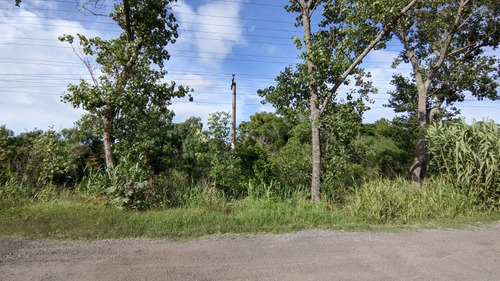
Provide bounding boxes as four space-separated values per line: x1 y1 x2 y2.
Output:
231 74 236 152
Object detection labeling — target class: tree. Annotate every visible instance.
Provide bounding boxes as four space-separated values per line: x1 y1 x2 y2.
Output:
205 111 234 190
0 125 16 183
239 112 292 152
259 0 419 201
389 0 500 182
59 0 190 171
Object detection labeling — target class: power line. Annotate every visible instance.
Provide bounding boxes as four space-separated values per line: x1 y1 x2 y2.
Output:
0 0 285 9
0 6 295 24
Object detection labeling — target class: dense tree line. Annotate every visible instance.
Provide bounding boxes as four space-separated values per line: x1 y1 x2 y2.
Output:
6 0 499 208
0 113 417 208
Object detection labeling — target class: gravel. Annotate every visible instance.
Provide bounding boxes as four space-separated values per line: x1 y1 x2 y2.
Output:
1 224 499 280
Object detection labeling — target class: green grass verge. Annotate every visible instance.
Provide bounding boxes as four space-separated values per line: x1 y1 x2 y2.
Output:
1 198 499 241
1 177 499 241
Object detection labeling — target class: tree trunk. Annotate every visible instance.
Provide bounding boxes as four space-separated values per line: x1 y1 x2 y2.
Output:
122 0 134 42
396 29 431 184
101 0 131 171
300 1 321 202
103 106 117 170
410 79 429 183
410 137 428 183
311 113 321 202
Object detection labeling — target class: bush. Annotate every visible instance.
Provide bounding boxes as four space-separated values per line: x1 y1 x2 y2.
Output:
103 154 155 210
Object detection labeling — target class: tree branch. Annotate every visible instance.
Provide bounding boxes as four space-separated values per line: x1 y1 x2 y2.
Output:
319 0 420 116
68 42 100 88
428 98 444 123
425 0 468 89
456 3 484 31
449 26 499 59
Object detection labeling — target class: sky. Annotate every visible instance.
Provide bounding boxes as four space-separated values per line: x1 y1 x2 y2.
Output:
1 0 499 134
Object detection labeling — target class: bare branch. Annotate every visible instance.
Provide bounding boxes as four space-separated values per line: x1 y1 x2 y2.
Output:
79 0 109 17
68 41 100 88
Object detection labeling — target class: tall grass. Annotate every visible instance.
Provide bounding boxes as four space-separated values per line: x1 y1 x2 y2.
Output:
0 177 56 209
346 177 481 224
426 119 500 208
2 177 498 241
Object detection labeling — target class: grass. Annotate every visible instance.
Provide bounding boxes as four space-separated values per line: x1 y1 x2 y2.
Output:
346 176 490 224
1 178 499 241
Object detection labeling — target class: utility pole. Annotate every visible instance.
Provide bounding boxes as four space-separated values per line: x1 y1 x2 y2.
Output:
231 74 236 152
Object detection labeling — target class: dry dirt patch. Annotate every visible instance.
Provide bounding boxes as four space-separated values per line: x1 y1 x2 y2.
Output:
1 224 499 281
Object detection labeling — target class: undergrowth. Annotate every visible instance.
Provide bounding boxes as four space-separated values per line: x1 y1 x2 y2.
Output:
1 177 498 241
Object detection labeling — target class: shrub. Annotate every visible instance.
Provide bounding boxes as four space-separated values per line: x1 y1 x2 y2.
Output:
104 154 155 210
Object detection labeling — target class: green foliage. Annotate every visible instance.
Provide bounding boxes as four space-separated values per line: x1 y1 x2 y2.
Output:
0 125 16 183
31 129 79 186
237 112 313 190
0 127 79 189
351 119 416 178
104 153 155 210
76 167 109 198
273 136 312 188
321 99 367 189
115 112 204 175
233 143 274 186
0 178 56 209
59 0 191 169
353 135 403 177
203 112 241 195
426 119 500 208
239 112 291 152
205 112 231 179
3 179 498 241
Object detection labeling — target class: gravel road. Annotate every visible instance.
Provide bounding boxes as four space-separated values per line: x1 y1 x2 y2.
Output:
1 224 499 280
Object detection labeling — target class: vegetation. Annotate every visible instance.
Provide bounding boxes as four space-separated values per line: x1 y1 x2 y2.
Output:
1 117 499 239
388 0 500 182
2 178 499 241
426 120 500 208
59 0 191 169
3 0 499 240
259 0 419 201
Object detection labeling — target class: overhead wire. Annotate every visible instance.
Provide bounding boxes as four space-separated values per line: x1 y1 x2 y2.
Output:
1 1 499 116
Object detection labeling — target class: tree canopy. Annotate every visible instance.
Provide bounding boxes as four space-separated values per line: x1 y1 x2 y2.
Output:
388 0 500 181
59 0 191 169
259 0 419 201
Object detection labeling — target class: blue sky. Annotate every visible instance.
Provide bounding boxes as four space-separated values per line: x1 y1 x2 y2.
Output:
1 0 499 134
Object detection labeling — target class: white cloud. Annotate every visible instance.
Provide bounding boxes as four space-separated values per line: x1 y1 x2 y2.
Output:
174 0 246 68
172 74 215 91
0 4 103 134
359 49 415 122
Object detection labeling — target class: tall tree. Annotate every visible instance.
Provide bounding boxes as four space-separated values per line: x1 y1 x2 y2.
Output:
60 0 190 170
389 0 500 182
259 0 419 201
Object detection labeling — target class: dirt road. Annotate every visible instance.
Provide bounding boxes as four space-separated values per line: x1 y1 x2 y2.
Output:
1 224 499 280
